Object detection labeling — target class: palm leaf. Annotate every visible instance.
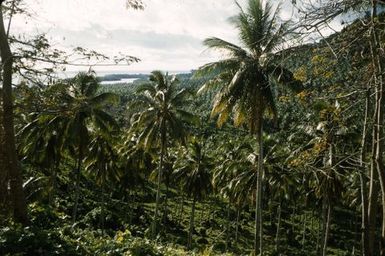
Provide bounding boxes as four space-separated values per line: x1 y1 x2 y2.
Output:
90 92 120 106
203 37 248 59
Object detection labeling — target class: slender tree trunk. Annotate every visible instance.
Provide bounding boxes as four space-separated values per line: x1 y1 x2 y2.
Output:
269 198 273 224
311 209 314 233
302 212 307 250
209 196 215 220
49 165 57 207
316 210 321 254
225 201 231 251
152 125 166 238
322 202 332 256
370 2 385 252
72 146 83 223
360 87 371 256
188 197 196 250
163 180 169 221
127 189 133 224
320 138 334 256
254 118 264 256
368 144 378 256
0 103 8 213
100 184 105 236
320 197 327 256
6 0 15 37
200 201 205 224
235 207 240 245
353 214 359 255
178 192 184 224
376 66 385 254
275 200 282 252
0 4 29 225
368 78 379 255
291 203 296 234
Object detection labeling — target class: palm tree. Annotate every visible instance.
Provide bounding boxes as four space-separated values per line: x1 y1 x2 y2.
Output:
118 133 154 194
129 70 197 237
266 160 299 252
173 138 213 249
213 139 254 248
85 131 119 234
18 84 70 206
20 72 119 222
19 119 65 206
61 72 119 222
197 1 301 254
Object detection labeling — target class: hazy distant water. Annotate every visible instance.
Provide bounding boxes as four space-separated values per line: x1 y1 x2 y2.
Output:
60 70 190 78
57 70 191 86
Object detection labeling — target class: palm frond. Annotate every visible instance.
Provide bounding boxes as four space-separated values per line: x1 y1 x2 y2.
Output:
216 107 231 127
136 83 157 95
194 58 239 79
90 92 120 106
203 37 248 59
149 70 167 89
176 109 200 125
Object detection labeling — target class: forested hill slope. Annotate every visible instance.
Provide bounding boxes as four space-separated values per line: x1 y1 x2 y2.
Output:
1 7 384 256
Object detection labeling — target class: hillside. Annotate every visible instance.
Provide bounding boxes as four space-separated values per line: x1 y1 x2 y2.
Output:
2 2 385 256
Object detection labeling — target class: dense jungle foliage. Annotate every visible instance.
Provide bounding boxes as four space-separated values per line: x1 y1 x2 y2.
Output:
1 0 385 255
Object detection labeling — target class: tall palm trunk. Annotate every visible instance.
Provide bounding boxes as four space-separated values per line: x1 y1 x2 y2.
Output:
360 87 370 256
316 210 321 254
368 70 379 255
49 163 58 207
163 176 170 221
188 197 196 249
321 200 332 256
320 138 334 256
368 136 378 256
235 207 241 245
375 54 385 255
178 191 184 224
255 115 264 256
72 144 83 223
100 183 105 236
0 3 29 225
152 124 166 238
200 201 205 224
225 201 231 251
302 212 307 250
275 200 282 252
370 1 385 252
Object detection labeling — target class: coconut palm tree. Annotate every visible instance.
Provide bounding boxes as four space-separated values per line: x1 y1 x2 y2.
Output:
85 131 120 234
19 72 119 221
18 83 72 205
197 0 301 254
18 119 65 206
60 72 119 222
213 139 255 248
173 138 213 249
129 70 197 237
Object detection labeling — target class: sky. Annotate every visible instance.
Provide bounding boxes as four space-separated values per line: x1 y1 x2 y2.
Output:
11 0 341 74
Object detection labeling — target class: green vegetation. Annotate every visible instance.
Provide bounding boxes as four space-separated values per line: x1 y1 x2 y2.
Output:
1 0 385 255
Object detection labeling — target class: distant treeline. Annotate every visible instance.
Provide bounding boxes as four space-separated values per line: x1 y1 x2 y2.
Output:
99 72 194 82
98 73 149 81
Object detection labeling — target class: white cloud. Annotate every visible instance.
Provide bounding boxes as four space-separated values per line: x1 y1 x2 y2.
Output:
12 0 299 73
